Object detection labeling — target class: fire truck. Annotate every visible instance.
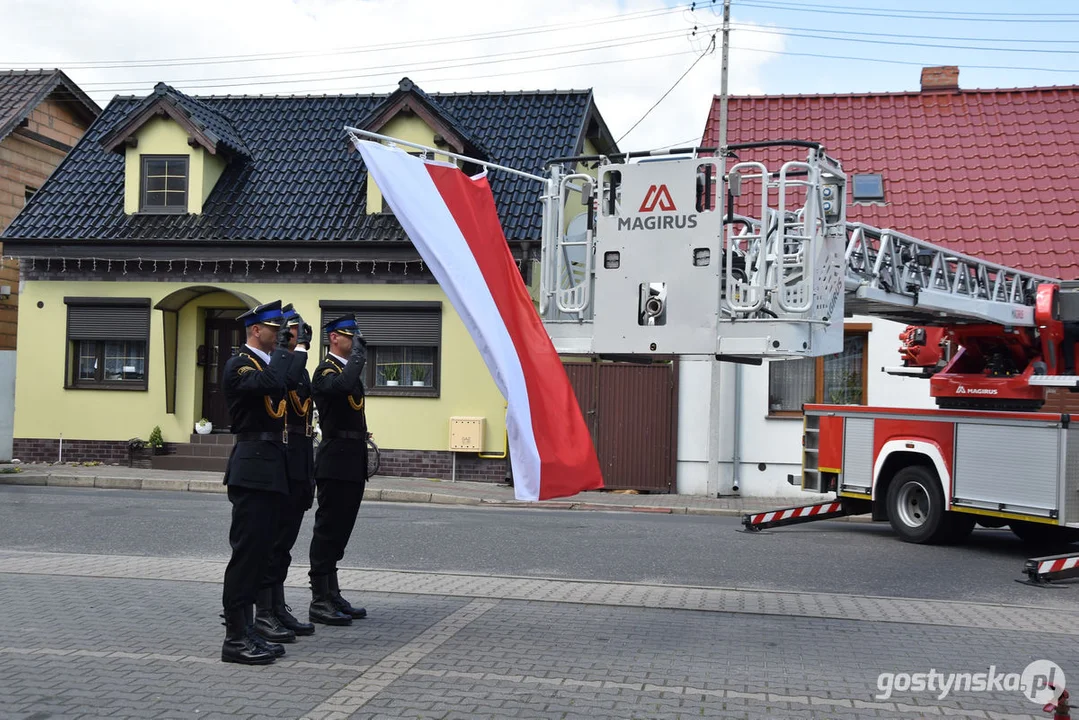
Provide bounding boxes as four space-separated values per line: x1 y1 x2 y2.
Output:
535 140 1079 550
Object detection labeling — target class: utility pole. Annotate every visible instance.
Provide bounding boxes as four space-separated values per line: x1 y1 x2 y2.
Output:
719 0 731 150
708 0 734 497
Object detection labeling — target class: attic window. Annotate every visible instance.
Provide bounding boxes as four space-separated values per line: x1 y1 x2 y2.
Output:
852 173 885 203
140 156 188 213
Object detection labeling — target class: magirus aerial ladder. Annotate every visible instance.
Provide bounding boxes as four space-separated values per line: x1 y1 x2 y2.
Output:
536 140 1079 550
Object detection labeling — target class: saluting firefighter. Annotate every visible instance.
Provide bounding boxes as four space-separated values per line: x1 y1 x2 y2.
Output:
307 313 370 626
253 304 317 644
220 300 305 665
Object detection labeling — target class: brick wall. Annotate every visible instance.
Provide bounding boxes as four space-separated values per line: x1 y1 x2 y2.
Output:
0 98 93 351
11 438 510 482
13 437 135 465
379 448 509 484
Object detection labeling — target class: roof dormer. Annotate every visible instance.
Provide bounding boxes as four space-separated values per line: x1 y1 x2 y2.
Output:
100 82 249 215
360 77 489 215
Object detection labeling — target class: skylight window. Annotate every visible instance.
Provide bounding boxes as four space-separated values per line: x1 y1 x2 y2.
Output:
852 173 885 203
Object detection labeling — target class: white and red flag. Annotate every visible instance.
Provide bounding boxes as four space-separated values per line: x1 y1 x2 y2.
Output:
353 139 603 501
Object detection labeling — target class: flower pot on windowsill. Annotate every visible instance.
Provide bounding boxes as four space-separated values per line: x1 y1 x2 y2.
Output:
386 380 399 386
412 381 425 387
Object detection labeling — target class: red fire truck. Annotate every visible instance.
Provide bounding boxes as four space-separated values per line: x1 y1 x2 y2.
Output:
533 139 1079 551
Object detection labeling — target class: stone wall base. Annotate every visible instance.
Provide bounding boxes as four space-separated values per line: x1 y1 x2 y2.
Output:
13 438 145 467
13 437 509 482
378 448 509 484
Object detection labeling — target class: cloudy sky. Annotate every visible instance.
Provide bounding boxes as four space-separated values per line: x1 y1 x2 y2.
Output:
3 0 1079 153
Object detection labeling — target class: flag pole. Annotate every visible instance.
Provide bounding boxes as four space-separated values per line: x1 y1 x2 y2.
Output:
344 126 547 183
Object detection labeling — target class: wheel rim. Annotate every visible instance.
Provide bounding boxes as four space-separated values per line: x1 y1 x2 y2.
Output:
896 481 931 529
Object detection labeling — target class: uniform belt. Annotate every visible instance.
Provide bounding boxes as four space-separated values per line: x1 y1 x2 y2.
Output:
286 424 312 437
322 430 367 440
235 431 288 444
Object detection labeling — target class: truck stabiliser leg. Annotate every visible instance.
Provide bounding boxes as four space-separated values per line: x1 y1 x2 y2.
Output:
1017 551 1079 587
741 500 868 532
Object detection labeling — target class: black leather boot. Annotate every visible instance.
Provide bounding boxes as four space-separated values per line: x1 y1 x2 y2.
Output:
329 571 367 619
273 584 314 636
221 608 275 665
309 574 351 626
244 603 285 657
255 587 296 644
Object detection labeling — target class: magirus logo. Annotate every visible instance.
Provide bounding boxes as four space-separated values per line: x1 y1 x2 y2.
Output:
954 386 998 395
617 184 698 231
638 184 677 212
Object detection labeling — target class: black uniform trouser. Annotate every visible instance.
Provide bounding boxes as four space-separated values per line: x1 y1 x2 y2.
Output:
308 478 366 577
265 479 312 587
223 485 283 612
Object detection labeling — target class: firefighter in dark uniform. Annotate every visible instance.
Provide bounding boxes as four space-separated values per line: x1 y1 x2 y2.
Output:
219 300 305 665
307 313 370 626
254 304 317 643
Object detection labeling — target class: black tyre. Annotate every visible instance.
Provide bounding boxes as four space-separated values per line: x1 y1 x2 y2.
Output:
943 512 976 544
1009 520 1079 548
886 465 958 544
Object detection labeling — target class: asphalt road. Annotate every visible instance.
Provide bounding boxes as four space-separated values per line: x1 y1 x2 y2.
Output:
0 484 1071 608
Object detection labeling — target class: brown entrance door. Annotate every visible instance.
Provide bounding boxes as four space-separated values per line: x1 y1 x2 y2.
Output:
201 311 245 431
563 358 679 492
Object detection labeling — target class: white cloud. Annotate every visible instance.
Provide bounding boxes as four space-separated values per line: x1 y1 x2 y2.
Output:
1 0 783 151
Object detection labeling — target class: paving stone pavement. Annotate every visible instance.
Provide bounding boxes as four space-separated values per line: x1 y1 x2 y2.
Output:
1 552 1075 720
0 462 835 518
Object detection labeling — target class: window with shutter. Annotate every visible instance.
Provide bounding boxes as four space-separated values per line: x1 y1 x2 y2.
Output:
65 298 151 390
319 301 441 397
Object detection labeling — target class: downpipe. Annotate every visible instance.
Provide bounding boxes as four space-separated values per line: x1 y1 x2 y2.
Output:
731 364 742 494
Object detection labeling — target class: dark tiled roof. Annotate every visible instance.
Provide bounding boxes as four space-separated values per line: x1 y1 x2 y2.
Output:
0 68 101 142
103 82 251 158
3 82 601 246
702 85 1079 279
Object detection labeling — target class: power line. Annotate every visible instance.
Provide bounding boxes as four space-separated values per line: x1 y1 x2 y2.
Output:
78 48 703 105
729 42 1079 75
730 22 1079 55
729 20 1079 46
730 0 1079 22
2 3 690 70
617 33 717 144
77 28 694 91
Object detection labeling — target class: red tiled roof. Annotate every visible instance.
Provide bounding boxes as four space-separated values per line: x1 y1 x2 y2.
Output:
702 86 1079 279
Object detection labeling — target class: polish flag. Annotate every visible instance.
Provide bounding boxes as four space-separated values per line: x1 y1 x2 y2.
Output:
353 139 603 501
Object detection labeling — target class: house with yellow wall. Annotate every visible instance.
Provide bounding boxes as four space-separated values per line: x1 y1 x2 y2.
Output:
1 77 618 480
0 69 100 461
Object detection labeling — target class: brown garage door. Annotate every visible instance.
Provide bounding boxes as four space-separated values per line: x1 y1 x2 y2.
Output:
563 358 679 493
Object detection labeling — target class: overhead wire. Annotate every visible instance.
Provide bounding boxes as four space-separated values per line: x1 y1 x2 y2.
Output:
77 28 695 91
1 3 692 70
617 32 717 144
728 0 1079 22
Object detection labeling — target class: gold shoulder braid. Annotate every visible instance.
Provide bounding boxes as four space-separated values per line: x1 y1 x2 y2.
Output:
264 396 287 419
289 390 310 417
320 367 338 378
241 353 287 420
348 395 365 411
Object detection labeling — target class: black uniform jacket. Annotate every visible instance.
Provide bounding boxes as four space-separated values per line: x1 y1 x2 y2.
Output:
311 352 368 483
222 345 303 494
285 355 315 494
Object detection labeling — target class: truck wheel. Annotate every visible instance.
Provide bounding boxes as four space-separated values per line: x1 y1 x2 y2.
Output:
887 466 950 544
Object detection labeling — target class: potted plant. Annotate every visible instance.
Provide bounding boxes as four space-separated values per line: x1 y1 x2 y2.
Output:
383 363 400 386
411 364 429 387
148 425 166 455
195 417 213 435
